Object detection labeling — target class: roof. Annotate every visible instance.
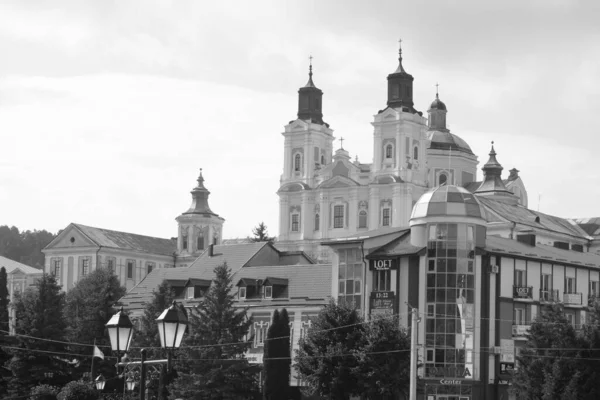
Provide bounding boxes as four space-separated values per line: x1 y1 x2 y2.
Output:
322 227 408 251
0 256 43 275
428 131 473 154
411 185 486 220
478 197 589 239
484 235 600 268
570 218 600 236
263 277 289 286
365 232 424 258
50 223 177 256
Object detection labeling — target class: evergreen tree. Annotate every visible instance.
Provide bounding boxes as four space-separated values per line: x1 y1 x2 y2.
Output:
0 267 9 334
296 300 364 400
263 309 291 400
512 304 585 400
249 222 275 243
169 262 259 399
7 274 67 396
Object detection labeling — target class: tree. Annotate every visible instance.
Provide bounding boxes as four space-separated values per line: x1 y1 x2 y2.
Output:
263 308 291 400
0 267 9 335
29 383 59 400
131 280 176 353
63 268 126 380
249 222 275 243
7 274 67 396
351 315 411 399
56 380 99 400
296 300 364 400
0 226 56 268
169 262 259 399
512 304 585 400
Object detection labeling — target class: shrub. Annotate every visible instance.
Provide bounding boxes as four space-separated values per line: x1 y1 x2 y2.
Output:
57 380 99 400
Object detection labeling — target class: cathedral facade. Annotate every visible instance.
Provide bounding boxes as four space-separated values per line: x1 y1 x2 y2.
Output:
276 45 527 262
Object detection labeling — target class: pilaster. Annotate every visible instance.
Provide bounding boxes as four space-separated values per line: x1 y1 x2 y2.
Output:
369 186 380 229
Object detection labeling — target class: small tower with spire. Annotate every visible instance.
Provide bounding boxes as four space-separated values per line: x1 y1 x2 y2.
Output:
297 56 325 125
428 84 448 131
386 39 416 112
175 169 225 265
475 143 518 204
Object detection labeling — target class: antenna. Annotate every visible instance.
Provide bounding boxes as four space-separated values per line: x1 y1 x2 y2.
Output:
448 147 452 184
538 193 542 212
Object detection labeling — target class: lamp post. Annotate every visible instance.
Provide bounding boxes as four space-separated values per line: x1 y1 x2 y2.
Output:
106 301 188 400
95 374 106 391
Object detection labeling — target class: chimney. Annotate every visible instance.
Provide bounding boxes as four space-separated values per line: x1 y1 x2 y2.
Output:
208 244 214 257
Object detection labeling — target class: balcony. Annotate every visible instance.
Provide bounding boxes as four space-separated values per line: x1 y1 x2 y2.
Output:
589 294 600 305
513 286 533 300
512 324 531 338
539 289 560 303
563 292 582 306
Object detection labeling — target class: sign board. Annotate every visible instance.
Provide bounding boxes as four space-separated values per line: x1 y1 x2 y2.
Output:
369 258 397 271
512 325 530 337
513 286 532 299
500 339 515 363
499 362 515 374
370 291 395 315
245 352 263 364
563 293 582 305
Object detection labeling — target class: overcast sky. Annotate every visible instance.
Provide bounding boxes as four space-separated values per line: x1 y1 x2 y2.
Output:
1 0 599 240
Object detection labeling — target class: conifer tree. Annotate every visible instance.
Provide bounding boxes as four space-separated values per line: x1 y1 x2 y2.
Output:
0 267 9 334
264 308 291 400
169 262 259 399
249 222 275 243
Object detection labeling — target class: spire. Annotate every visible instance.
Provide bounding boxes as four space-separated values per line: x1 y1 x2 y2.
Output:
297 55 324 124
183 168 219 216
386 39 416 112
395 38 406 74
475 142 515 201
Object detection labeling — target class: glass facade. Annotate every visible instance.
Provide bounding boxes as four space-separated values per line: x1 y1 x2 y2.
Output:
425 223 475 380
338 248 363 310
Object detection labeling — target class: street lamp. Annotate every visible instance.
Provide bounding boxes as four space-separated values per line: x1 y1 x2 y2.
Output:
156 300 188 372
95 374 106 391
126 376 136 391
105 306 134 358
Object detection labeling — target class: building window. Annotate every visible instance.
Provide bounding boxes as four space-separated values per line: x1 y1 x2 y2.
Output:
147 263 154 275
514 306 526 325
107 258 114 273
358 210 367 229
264 286 273 299
333 205 344 229
385 144 393 158
565 311 575 327
82 258 90 276
439 174 447 186
53 259 62 277
294 153 301 171
197 233 204 251
187 286 194 299
515 269 526 287
127 261 134 279
540 273 552 300
565 277 575 294
314 213 320 231
413 145 419 160
337 248 363 310
321 155 325 165
254 322 269 347
382 208 391 226
182 234 188 250
373 269 391 292
291 213 300 232
590 281 599 299
239 287 246 299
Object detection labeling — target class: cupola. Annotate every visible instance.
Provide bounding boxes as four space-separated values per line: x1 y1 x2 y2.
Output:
297 59 325 125
475 143 518 204
428 90 448 131
183 169 219 217
386 40 416 113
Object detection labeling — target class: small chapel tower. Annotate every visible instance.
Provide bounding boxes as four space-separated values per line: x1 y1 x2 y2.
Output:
175 169 224 266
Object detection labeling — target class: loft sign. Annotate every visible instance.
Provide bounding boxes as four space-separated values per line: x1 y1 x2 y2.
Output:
369 258 397 271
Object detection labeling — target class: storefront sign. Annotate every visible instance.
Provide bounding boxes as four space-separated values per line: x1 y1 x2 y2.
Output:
512 324 530 337
427 366 472 378
439 379 462 385
499 362 515 374
370 291 395 315
245 353 263 364
500 339 515 363
513 286 532 299
369 258 397 270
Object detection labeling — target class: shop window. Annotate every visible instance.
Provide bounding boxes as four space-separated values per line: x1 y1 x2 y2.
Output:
337 248 363 310
373 269 391 292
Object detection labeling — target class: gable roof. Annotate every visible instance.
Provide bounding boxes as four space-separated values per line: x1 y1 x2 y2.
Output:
570 218 600 236
46 223 176 256
0 256 43 275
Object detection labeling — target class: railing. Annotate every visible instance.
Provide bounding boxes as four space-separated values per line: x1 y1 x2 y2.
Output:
539 289 560 302
563 292 583 305
589 294 600 305
513 286 533 299
512 324 531 337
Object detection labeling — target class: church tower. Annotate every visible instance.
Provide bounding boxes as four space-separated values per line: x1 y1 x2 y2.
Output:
175 169 224 267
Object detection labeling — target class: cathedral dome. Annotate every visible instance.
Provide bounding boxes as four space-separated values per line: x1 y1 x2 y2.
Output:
428 131 473 155
429 95 446 111
411 185 486 221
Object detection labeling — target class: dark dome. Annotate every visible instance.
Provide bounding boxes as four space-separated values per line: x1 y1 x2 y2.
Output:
428 131 473 155
429 96 446 111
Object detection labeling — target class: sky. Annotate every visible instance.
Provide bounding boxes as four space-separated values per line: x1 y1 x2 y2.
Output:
1 0 599 240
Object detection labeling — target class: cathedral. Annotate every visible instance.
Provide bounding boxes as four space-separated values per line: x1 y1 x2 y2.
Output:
275 44 527 263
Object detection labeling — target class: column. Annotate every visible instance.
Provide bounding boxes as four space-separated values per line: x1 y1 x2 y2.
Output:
348 189 358 231
373 127 382 173
319 193 329 239
283 137 292 181
392 185 403 227
301 193 312 240
279 196 289 241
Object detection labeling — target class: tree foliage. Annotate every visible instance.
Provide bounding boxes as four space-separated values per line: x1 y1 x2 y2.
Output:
169 262 259 399
0 267 9 334
0 225 56 268
56 380 99 400
263 309 291 400
29 383 60 400
249 222 275 243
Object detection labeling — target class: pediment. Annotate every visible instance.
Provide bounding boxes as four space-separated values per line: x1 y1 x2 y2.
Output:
318 175 360 189
287 119 308 131
379 108 398 121
45 224 97 249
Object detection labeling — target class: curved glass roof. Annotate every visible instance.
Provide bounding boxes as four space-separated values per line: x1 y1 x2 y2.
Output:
411 185 486 220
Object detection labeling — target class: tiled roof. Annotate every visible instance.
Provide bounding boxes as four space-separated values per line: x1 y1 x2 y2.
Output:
463 180 513 194
570 218 600 236
0 256 43 275
478 198 589 239
72 223 176 256
484 235 600 268
366 232 424 258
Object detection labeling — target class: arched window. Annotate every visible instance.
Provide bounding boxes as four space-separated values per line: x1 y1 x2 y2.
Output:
314 213 320 231
358 210 367 229
182 234 188 250
294 154 301 171
413 145 419 160
197 233 204 251
439 174 447 185
385 144 393 159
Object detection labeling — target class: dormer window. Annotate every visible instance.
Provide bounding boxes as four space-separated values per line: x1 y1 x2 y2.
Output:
187 286 194 299
239 287 246 299
262 277 288 299
264 286 273 299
